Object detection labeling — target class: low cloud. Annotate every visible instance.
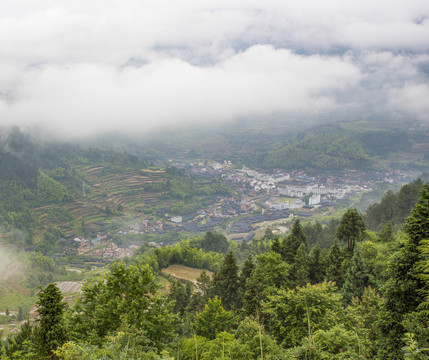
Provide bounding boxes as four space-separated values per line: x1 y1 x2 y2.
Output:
0 46 361 138
0 0 428 138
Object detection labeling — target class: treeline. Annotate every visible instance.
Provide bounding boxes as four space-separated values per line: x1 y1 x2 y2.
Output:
250 123 410 170
364 177 428 230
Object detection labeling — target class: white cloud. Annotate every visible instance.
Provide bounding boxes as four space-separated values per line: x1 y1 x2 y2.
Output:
0 0 428 137
0 46 361 138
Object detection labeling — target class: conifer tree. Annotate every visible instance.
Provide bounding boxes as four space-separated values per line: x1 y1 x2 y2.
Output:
17 307 24 321
238 255 255 308
282 219 307 263
243 273 263 317
336 209 365 253
325 240 344 288
34 283 67 358
293 243 310 287
270 237 281 254
378 221 394 243
217 251 239 310
309 245 325 284
378 184 429 358
341 246 369 304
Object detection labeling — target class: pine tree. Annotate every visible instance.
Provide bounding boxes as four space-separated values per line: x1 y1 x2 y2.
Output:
34 283 67 358
309 245 325 284
341 246 369 304
325 240 344 288
378 184 429 359
238 255 255 297
217 251 239 310
243 273 263 317
293 243 310 287
270 237 281 254
336 209 366 253
17 307 24 321
282 219 307 263
378 221 394 243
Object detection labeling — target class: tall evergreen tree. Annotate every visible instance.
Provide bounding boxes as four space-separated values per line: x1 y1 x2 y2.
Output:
293 243 310 287
378 221 394 243
217 251 239 310
341 246 369 304
378 184 429 359
270 237 281 254
309 245 326 284
243 273 263 317
336 208 366 253
34 283 67 358
325 240 344 288
282 219 307 263
238 255 255 295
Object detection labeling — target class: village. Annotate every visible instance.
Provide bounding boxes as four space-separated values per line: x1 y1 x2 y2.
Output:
53 160 416 264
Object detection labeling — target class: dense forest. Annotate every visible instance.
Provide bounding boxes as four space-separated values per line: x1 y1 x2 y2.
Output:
2 179 429 359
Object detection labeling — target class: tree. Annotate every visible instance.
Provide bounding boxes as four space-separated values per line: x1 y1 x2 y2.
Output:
325 240 344 288
18 307 24 321
34 283 67 358
201 231 229 253
68 261 177 351
5 307 9 316
255 251 292 291
309 245 326 284
336 209 366 253
238 255 255 308
378 184 429 358
187 271 212 313
341 246 370 304
193 297 234 340
378 221 394 243
263 281 344 347
282 219 307 263
168 280 191 315
270 237 281 254
216 251 239 310
243 273 263 317
293 243 310 287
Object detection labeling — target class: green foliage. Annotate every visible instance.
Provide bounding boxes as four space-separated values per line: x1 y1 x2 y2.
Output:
325 241 344 288
214 251 239 310
364 178 425 231
263 281 344 347
341 246 370 304
346 286 385 357
282 219 307 263
402 333 429 360
68 261 177 351
377 184 429 358
255 251 292 292
36 170 72 205
34 283 67 358
336 209 366 253
193 297 234 340
200 231 229 254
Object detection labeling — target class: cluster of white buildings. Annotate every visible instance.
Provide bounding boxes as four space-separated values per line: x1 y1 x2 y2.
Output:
278 185 349 199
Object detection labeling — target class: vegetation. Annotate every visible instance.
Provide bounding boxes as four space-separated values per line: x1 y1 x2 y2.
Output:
1 125 429 359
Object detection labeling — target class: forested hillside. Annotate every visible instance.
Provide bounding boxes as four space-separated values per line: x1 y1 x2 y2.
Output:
2 179 429 359
110 119 429 172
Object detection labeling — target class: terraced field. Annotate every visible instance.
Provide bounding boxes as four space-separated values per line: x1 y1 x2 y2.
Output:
30 166 167 238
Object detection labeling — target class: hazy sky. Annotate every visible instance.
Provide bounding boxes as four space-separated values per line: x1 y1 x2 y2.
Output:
0 0 428 138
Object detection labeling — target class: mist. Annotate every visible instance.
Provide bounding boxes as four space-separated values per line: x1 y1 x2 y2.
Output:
0 0 428 139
